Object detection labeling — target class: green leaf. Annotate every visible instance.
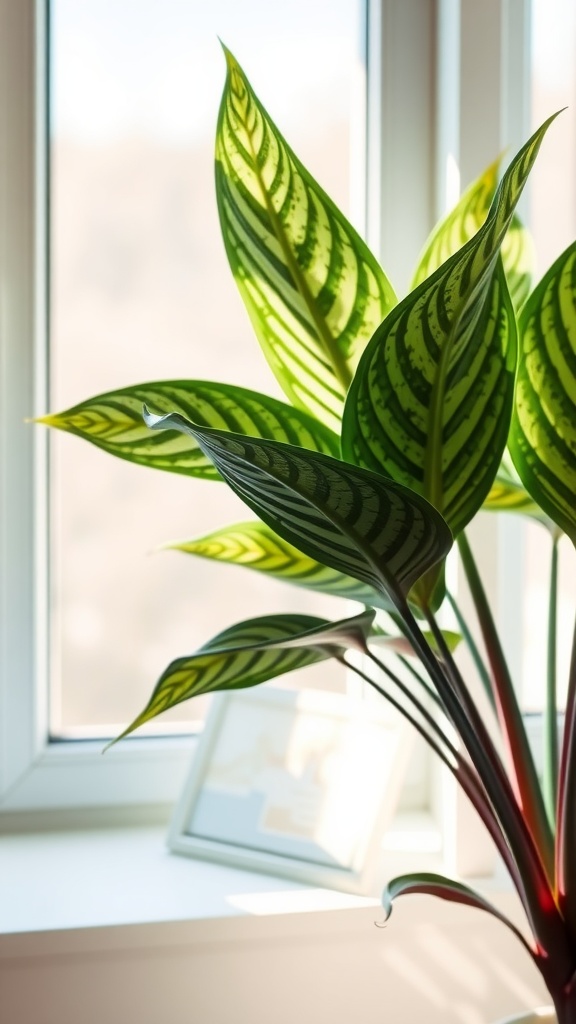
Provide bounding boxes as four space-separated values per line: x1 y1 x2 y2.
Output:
167 519 391 610
343 115 559 542
38 380 339 478
504 212 536 312
114 609 374 741
411 160 498 288
382 873 537 960
509 241 576 544
412 158 534 310
144 408 453 613
216 47 396 433
483 451 553 525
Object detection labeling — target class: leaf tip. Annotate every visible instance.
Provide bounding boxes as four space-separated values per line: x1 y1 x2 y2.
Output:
32 412 62 429
157 540 180 553
381 887 394 922
104 714 145 751
219 40 238 74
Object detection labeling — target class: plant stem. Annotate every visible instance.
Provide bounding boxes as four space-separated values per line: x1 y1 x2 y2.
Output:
447 589 496 711
557 611 576 930
396 652 439 700
550 972 576 1024
365 649 451 752
342 652 523 886
387 651 442 708
342 654 457 770
457 530 555 883
545 532 560 827
395 596 570 962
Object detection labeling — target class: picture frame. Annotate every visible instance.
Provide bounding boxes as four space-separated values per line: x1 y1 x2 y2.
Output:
168 686 413 893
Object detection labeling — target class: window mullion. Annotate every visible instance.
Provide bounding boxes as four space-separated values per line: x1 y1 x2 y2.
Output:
365 0 439 295
456 0 532 685
0 0 45 802
459 0 531 183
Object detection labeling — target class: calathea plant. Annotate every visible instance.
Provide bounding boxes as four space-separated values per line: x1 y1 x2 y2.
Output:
40 49 576 1023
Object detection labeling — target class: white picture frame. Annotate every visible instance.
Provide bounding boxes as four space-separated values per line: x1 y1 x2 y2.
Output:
168 686 412 894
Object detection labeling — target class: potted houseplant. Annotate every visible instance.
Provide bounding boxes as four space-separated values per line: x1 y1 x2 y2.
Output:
40 49 576 1024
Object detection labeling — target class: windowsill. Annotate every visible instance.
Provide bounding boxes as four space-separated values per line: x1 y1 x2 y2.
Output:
0 812 443 945
0 820 545 1024
0 814 536 1024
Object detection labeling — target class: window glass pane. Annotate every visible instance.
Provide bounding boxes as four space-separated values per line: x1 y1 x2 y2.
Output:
516 0 576 711
530 0 576 274
49 0 361 737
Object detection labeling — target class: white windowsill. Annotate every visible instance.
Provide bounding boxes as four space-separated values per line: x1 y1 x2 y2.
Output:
0 812 443 947
0 819 546 1024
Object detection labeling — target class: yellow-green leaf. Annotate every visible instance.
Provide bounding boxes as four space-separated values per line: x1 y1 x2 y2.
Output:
216 47 396 433
38 380 339 478
167 520 390 609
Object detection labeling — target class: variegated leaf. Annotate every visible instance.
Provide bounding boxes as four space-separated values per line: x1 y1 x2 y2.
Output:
343 116 558 543
167 519 390 609
412 158 534 310
483 451 553 525
411 162 500 288
38 380 339 478
382 873 537 959
114 609 374 740
144 409 453 612
504 213 536 312
216 47 397 433
509 241 576 544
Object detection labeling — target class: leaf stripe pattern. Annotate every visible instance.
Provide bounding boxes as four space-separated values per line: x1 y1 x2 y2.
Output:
412 158 534 311
169 520 394 610
412 161 500 288
503 214 536 311
39 380 340 478
483 454 551 524
345 260 516 536
510 241 576 543
342 115 558 537
216 47 397 433
115 610 374 739
144 409 453 610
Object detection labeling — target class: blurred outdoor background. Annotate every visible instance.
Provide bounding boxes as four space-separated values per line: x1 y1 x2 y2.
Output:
49 0 576 737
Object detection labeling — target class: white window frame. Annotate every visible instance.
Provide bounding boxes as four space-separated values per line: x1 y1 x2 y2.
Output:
0 0 533 841
0 0 193 819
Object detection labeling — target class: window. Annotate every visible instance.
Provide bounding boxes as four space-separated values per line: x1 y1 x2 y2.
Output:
2 0 371 814
0 0 540 862
510 0 576 715
49 0 361 739
464 0 576 723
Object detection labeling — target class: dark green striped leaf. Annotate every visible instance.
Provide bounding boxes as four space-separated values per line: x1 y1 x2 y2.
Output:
39 380 339 478
144 408 453 612
114 609 375 740
343 116 558 544
509 241 576 543
504 213 536 312
412 161 499 288
412 158 534 310
216 47 396 433
167 519 391 609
